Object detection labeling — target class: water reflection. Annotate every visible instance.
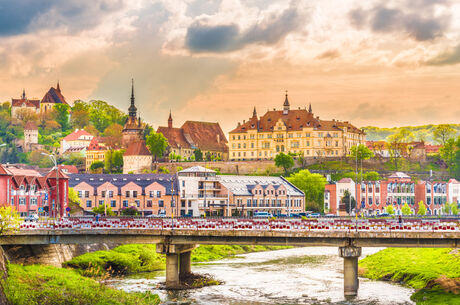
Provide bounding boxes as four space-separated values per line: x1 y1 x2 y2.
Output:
106 247 414 305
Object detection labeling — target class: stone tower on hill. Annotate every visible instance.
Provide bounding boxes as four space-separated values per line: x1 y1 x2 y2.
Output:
122 79 144 148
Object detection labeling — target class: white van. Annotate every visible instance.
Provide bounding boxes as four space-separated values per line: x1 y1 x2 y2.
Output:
253 211 273 218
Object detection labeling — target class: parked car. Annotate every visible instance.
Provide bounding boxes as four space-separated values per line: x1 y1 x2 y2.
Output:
24 214 39 222
253 212 273 218
378 213 390 217
306 213 321 218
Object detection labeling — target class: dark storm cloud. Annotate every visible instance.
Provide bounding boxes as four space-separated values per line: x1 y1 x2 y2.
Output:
426 44 460 66
349 2 449 41
0 0 124 36
185 6 305 53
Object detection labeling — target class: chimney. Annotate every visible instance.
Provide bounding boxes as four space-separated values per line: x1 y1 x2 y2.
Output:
217 134 220 143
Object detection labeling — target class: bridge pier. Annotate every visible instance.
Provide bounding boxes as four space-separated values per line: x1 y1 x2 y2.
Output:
157 243 196 288
339 246 362 297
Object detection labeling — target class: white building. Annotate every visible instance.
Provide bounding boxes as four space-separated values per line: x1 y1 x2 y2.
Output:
448 179 460 204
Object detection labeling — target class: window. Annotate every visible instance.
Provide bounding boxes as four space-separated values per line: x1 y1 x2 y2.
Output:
133 191 138 198
110 200 116 208
135 200 140 207
157 191 161 198
159 200 164 207
147 200 152 207
149 191 154 198
86 200 92 208
123 200 128 207
101 191 106 198
85 191 90 198
99 200 104 206
126 191 130 198
109 191 113 198
78 191 82 198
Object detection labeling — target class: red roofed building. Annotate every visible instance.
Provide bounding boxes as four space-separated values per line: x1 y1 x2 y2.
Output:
122 80 144 148
425 144 442 154
157 112 228 160
40 81 68 113
123 141 152 174
60 129 94 154
85 138 107 172
229 93 365 160
11 89 41 120
0 164 69 217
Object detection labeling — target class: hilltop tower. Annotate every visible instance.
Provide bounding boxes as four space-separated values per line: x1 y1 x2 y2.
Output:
122 79 144 148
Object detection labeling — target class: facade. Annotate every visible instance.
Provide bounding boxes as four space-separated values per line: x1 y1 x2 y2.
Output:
229 93 365 161
122 81 144 148
0 164 69 217
177 166 305 217
123 141 152 174
325 172 454 216
23 121 39 152
69 174 179 216
40 82 68 113
60 129 94 155
448 179 460 205
157 113 228 160
85 138 107 172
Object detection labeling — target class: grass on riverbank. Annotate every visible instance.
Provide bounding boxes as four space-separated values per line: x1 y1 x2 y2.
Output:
359 248 460 305
64 244 291 276
3 264 160 305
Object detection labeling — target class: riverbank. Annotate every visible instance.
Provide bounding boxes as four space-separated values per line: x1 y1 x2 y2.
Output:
3 264 160 305
64 244 291 276
359 248 460 305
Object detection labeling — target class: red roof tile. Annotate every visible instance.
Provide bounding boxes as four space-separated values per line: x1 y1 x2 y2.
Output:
24 121 38 130
63 129 93 141
11 98 40 108
58 165 79 174
41 87 67 105
124 141 151 156
157 126 191 149
87 137 107 151
181 121 228 152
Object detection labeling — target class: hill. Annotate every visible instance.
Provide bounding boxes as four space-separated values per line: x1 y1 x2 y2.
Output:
362 124 460 143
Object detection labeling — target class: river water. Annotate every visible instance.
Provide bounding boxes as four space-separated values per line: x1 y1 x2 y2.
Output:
106 247 414 305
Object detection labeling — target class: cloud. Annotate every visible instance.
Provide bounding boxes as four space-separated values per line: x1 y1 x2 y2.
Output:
426 44 460 65
315 49 340 60
349 2 450 41
0 0 124 36
185 5 305 53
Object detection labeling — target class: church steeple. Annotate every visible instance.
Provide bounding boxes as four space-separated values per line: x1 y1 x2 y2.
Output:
128 79 137 118
252 106 257 118
56 81 61 92
21 89 26 100
308 103 312 113
168 111 173 128
283 90 290 114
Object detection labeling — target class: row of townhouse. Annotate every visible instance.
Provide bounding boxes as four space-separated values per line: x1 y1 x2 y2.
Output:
69 166 305 217
325 172 460 216
0 164 69 217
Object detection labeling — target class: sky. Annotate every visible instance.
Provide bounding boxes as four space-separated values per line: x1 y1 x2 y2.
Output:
1 0 460 133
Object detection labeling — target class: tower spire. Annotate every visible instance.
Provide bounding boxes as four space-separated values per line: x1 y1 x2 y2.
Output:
168 110 173 128
252 106 257 118
22 89 26 100
308 103 312 113
128 78 137 118
283 90 290 114
56 80 61 92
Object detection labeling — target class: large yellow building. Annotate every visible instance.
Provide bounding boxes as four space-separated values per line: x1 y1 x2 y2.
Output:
85 138 107 172
229 93 365 160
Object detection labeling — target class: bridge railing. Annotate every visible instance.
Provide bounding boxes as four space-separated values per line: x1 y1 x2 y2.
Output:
18 217 460 232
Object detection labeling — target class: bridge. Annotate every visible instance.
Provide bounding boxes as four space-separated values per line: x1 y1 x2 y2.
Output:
2 217 459 297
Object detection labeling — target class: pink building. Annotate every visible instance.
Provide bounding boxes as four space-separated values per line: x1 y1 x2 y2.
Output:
0 164 69 217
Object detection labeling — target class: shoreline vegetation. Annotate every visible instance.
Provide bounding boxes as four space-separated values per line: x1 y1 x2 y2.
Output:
359 248 460 305
3 245 290 305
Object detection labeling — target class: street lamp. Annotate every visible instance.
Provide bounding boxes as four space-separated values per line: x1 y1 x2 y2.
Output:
41 152 60 218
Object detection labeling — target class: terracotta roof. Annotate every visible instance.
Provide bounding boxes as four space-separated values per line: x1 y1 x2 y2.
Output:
425 144 441 153
338 178 354 183
157 126 191 149
41 87 67 105
11 98 40 108
45 168 69 179
0 164 10 175
24 121 38 130
87 137 107 151
63 129 93 141
124 141 151 156
58 165 79 174
181 121 228 152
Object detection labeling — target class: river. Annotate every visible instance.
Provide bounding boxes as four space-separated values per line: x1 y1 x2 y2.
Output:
106 247 414 305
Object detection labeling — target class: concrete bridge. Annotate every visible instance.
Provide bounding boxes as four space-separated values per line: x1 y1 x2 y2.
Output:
2 217 459 297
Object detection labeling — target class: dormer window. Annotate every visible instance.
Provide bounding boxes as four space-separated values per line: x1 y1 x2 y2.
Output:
20 185 25 190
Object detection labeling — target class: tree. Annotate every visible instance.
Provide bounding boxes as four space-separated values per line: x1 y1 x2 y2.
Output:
89 161 105 173
401 202 412 215
443 203 459 215
385 205 395 215
287 170 327 212
93 204 115 216
439 138 457 169
0 206 21 234
349 144 374 162
70 100 90 129
342 189 356 214
103 123 123 149
15 108 39 124
194 149 203 161
88 100 127 133
68 188 80 205
120 206 140 216
53 104 70 131
146 131 168 161
433 124 456 145
274 152 294 175
417 201 427 216
364 171 381 181
386 128 414 170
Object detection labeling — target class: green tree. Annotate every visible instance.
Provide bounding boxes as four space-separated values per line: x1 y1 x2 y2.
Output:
287 170 327 212
104 150 123 173
120 206 140 216
145 131 168 161
417 201 427 216
53 104 70 131
433 124 457 145
386 128 414 170
92 204 115 216
88 100 127 133
443 203 459 215
385 205 395 215
342 189 356 214
194 149 203 161
349 144 374 161
401 202 412 215
70 100 90 129
364 171 381 181
89 161 105 173
68 188 80 205
0 206 21 234
274 152 294 175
